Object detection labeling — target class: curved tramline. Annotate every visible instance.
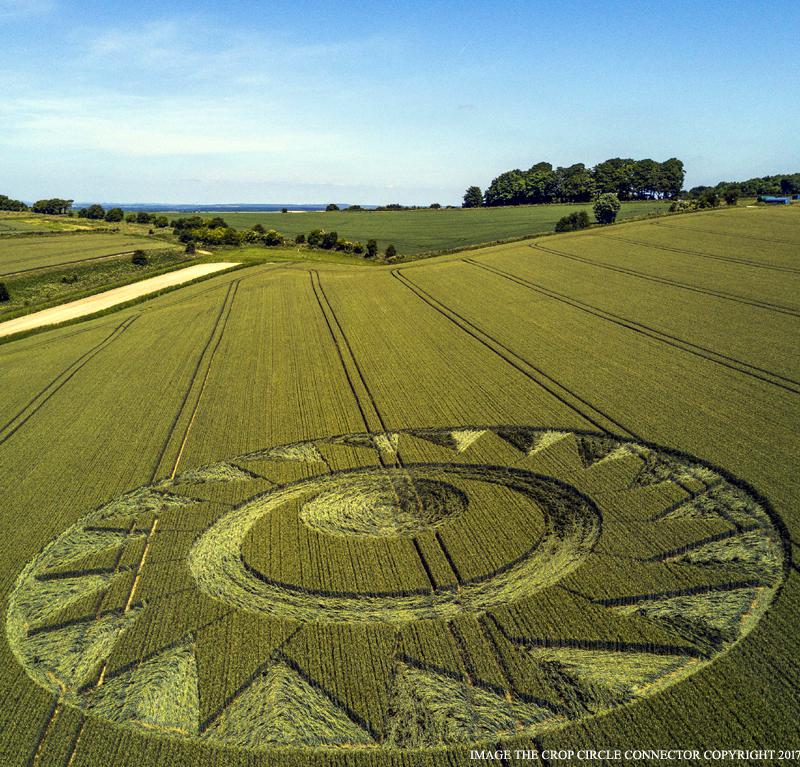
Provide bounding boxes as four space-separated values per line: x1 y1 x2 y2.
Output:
7 426 786 755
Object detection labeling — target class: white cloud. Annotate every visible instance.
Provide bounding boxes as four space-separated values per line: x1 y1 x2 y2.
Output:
0 95 340 157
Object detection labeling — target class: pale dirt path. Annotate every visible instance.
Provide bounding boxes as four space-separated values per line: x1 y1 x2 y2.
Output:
0 262 239 338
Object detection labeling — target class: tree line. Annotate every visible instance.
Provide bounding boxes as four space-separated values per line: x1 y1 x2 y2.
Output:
171 216 397 259
463 158 685 207
689 172 800 199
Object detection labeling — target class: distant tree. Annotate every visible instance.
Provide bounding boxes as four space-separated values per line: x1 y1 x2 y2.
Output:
32 198 73 215
780 177 800 195
263 230 283 246
524 162 557 203
321 230 339 249
347 204 363 211
281 207 288 213
554 210 591 232
307 229 324 247
697 190 720 209
336 238 354 252
251 223 266 234
104 207 124 222
554 164 595 202
723 188 739 206
133 211 152 224
207 216 227 228
85 204 106 220
593 193 621 224
366 238 378 258
220 227 241 246
385 244 397 260
484 171 527 206
629 159 660 199
153 215 168 228
593 158 634 198
462 186 483 208
0 195 28 212
353 241 365 254
295 233 306 244
185 241 197 255
430 202 441 209
325 203 340 212
125 212 137 223
668 199 694 213
657 158 685 198
77 208 89 218
0 282 9 302
131 250 149 266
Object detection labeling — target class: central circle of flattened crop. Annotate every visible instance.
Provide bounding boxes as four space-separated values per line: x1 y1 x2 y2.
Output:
189 463 600 623
299 470 468 537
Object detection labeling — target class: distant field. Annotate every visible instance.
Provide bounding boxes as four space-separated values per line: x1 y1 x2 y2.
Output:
160 200 671 256
0 213 112 235
0 233 171 276
0 205 797 766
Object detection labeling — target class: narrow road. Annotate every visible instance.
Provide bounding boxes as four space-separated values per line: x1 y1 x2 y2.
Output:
0 262 239 338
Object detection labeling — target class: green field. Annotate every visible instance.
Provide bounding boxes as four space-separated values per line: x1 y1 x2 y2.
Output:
0 213 114 235
0 205 798 766
161 201 671 256
0 233 171 277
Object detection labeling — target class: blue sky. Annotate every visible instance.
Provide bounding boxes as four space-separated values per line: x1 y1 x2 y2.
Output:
1 0 798 204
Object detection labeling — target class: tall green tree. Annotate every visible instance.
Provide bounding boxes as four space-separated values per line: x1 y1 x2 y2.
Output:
483 170 527 206
593 193 621 224
85 204 105 219
462 186 483 207
554 163 595 202
0 195 27 212
657 158 685 198
32 198 73 215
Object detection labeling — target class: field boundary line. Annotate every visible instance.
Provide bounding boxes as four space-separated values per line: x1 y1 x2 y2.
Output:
150 281 239 483
391 269 640 439
530 242 800 317
465 259 800 395
594 232 800 275
0 315 139 446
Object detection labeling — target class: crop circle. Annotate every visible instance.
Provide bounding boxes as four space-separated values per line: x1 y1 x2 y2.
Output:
6 426 788 753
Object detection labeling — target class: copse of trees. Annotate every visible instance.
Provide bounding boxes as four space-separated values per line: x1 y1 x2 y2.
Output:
32 198 73 215
0 195 28 212
690 172 800 199
465 158 685 207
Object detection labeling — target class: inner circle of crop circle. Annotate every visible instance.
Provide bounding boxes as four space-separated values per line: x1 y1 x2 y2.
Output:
189 463 601 623
298 469 468 537
5 426 788 753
